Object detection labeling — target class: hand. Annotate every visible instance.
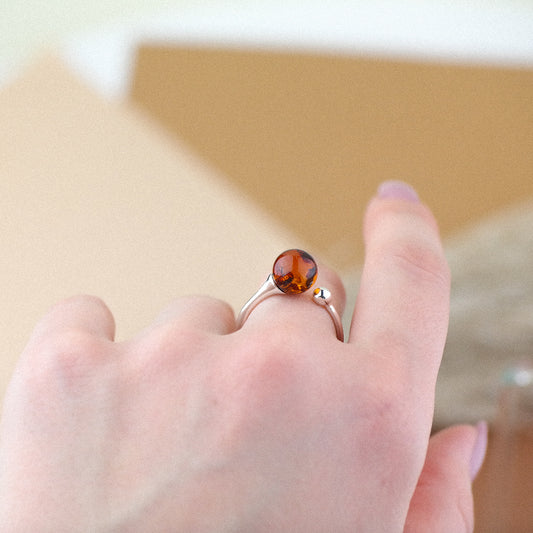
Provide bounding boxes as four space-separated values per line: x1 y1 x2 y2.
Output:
0 182 487 532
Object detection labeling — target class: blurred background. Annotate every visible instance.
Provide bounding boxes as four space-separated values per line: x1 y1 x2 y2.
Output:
3 1 533 97
1 2 533 531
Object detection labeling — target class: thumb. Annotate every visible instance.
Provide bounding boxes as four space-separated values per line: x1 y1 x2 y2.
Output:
404 422 488 533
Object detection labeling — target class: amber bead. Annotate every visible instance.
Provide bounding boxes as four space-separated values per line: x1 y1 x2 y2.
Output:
272 249 318 294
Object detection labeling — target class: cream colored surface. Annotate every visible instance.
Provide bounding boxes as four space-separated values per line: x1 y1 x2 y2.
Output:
1 1 182 68
0 57 306 401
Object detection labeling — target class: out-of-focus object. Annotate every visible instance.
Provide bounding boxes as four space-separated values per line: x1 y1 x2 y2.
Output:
55 3 533 101
437 203 533 426
474 362 533 532
130 45 533 271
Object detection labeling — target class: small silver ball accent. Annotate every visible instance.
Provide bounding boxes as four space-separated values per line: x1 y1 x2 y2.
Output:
313 287 331 305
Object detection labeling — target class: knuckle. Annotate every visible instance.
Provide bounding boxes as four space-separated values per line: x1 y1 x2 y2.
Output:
221 330 303 415
67 293 109 310
391 239 450 290
52 294 114 324
203 339 304 460
140 322 208 370
359 379 406 432
367 200 451 292
126 323 213 388
33 329 109 388
240 339 299 399
354 361 419 445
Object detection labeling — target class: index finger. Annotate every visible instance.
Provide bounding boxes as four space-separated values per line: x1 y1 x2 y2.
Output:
349 182 450 416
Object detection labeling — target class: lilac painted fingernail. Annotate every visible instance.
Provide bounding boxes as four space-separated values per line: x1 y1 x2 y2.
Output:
470 421 488 481
377 181 420 202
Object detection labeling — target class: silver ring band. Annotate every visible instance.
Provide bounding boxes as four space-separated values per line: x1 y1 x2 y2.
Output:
236 250 344 342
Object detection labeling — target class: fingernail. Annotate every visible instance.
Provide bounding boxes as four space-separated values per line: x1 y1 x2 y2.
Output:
377 180 420 202
470 421 488 481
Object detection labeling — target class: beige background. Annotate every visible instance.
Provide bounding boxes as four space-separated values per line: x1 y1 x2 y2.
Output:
132 45 533 270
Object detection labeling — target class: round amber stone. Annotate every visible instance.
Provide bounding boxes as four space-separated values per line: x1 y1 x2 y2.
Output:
272 249 318 294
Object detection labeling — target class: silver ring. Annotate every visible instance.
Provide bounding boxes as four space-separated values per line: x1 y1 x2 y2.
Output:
236 249 344 342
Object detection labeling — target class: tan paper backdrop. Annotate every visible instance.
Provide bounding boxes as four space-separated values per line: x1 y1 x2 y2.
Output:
131 46 533 270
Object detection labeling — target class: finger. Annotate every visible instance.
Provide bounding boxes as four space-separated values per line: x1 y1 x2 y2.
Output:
28 295 116 343
349 182 450 412
241 253 346 342
147 295 236 336
404 422 488 533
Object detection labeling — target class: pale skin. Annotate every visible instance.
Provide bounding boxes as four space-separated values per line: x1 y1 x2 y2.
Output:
0 183 486 532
